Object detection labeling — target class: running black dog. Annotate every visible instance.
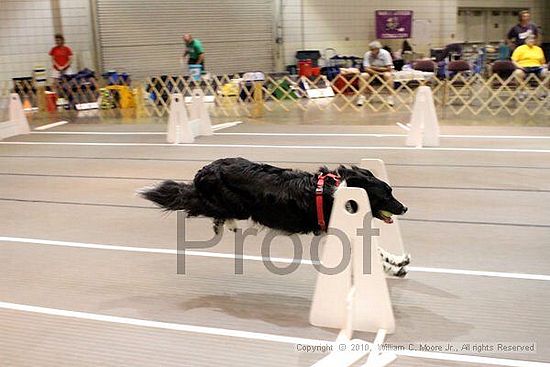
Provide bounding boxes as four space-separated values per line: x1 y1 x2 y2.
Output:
140 157 407 235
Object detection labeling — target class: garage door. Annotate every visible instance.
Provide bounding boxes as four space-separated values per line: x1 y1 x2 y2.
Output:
94 0 275 78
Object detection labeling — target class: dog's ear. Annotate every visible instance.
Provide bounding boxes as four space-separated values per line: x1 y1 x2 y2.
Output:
346 175 374 188
345 171 378 188
336 165 348 175
351 165 375 177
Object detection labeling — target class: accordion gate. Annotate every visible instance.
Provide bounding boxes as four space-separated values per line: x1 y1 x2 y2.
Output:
1 73 548 119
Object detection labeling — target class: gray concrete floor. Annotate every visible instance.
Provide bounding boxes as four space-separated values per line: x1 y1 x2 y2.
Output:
0 120 550 366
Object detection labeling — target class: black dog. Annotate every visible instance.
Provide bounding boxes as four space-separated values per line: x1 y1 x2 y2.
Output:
141 157 407 235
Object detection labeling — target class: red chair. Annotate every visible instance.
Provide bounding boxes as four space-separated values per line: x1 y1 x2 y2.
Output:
490 61 516 80
412 60 437 73
488 61 519 107
447 60 471 75
445 60 472 106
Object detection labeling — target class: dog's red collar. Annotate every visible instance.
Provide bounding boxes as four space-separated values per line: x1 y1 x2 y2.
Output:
316 173 341 232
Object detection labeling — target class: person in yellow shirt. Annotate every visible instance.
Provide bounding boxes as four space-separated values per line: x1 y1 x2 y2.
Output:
511 35 547 79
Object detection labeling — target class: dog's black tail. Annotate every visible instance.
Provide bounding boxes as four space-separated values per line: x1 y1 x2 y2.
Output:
139 180 198 211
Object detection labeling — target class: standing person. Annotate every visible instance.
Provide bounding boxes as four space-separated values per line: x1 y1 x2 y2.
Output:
183 34 205 70
49 34 73 78
357 41 395 106
507 10 539 49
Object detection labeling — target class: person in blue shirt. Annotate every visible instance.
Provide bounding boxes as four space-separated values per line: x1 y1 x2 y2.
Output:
507 10 539 49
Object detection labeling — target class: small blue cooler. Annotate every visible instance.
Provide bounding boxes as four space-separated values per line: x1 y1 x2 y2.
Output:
189 64 202 81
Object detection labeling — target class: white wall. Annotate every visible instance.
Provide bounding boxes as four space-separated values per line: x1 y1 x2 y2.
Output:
58 0 95 72
1 0 547 80
280 0 548 67
0 0 55 82
0 0 95 82
457 0 546 30
281 0 457 66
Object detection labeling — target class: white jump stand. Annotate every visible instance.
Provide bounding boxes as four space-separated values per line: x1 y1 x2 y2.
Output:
309 186 397 367
189 89 213 137
167 93 193 144
0 93 30 140
360 159 406 259
166 90 212 144
406 86 440 147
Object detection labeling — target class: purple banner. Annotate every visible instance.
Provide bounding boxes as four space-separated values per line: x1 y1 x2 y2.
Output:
375 10 413 39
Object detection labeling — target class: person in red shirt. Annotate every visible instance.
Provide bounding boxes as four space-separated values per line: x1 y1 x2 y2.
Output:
49 34 73 78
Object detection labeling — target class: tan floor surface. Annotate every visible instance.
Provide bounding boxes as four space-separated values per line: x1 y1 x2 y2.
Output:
1 122 549 366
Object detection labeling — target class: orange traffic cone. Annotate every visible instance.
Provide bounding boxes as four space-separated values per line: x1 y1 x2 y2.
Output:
22 96 32 111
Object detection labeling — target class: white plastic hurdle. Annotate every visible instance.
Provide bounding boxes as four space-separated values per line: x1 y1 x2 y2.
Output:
309 185 397 367
0 94 30 140
309 159 407 367
189 89 213 137
166 89 213 144
167 93 193 144
406 86 440 147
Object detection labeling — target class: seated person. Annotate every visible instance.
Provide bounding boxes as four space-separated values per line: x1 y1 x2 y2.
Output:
392 40 413 71
357 41 394 106
511 35 547 79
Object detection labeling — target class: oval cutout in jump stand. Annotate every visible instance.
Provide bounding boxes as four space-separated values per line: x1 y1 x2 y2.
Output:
406 86 440 147
167 93 193 144
0 93 30 140
360 159 406 260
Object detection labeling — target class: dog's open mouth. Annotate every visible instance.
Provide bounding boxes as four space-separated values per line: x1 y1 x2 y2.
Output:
378 210 394 224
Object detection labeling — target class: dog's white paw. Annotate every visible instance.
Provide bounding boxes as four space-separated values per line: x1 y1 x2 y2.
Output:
378 247 411 267
226 219 239 232
382 262 408 278
213 219 224 235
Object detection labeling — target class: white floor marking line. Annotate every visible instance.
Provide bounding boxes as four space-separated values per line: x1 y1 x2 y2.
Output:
396 123 411 132
215 132 550 140
0 301 546 367
30 130 550 139
408 266 550 281
0 301 324 346
0 236 307 265
30 122 243 135
1 141 549 153
211 121 243 131
33 131 166 135
2 236 549 281
33 121 69 131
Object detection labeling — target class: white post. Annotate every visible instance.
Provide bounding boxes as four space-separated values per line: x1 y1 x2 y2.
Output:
406 86 439 147
10 93 30 135
191 89 213 136
167 93 194 144
309 186 395 334
360 159 406 258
